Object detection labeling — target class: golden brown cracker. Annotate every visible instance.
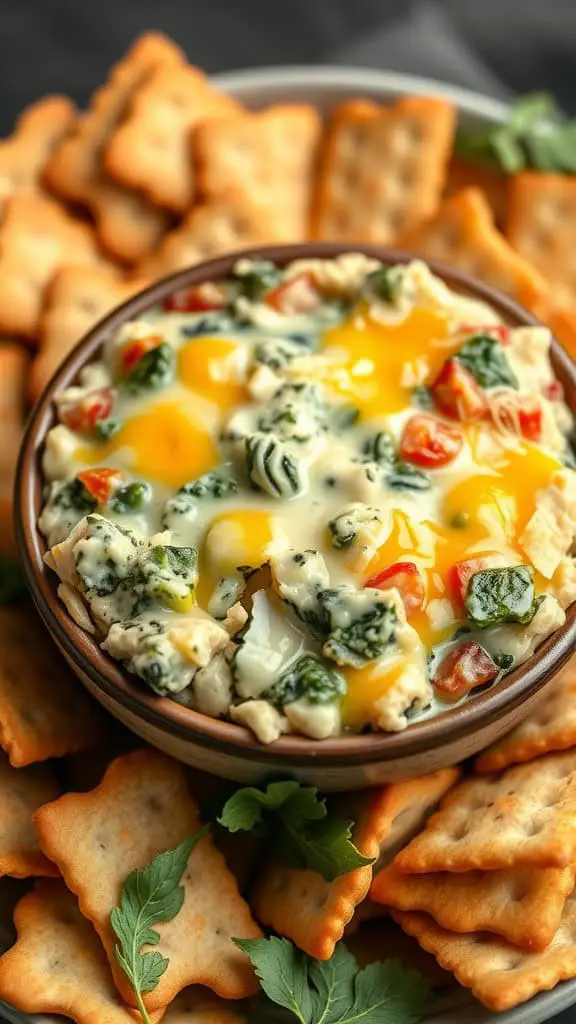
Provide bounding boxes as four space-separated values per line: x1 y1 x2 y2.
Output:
396 751 576 874
251 767 459 961
31 265 146 400
105 63 241 213
0 95 76 214
476 657 576 774
312 96 455 243
194 105 321 241
372 861 574 951
507 172 576 308
44 34 183 264
34 747 261 1012
0 881 161 1024
0 604 106 767
0 341 28 557
444 156 508 226
393 892 576 1013
345 916 453 988
398 187 547 310
163 988 248 1023
0 753 59 878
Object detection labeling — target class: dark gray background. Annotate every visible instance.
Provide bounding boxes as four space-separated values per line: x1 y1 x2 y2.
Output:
0 1 574 1021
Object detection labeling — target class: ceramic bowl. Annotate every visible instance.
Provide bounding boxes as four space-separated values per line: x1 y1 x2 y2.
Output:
15 241 576 790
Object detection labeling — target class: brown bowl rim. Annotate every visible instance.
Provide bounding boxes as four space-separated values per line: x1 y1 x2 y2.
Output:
15 242 576 768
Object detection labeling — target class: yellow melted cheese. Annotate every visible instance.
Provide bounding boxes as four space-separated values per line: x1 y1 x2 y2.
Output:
179 337 247 411
341 660 404 730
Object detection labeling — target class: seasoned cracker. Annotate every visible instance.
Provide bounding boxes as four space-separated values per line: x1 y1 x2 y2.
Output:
393 891 576 1013
105 63 240 213
139 197 289 280
396 751 576 874
0 194 109 339
0 342 28 557
507 172 576 308
444 156 508 226
372 861 574 950
0 881 162 1024
0 753 59 878
163 987 247 1023
476 657 576 774
251 767 459 960
194 105 321 241
34 747 261 1012
0 604 106 767
44 34 183 264
31 265 147 400
312 96 455 243
398 187 547 310
0 96 76 215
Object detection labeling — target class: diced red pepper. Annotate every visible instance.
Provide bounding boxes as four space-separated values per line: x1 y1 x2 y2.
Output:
59 388 113 435
459 323 511 345
77 468 122 506
365 561 425 617
162 282 227 313
492 395 543 442
432 358 488 422
119 335 162 375
265 273 321 315
399 414 463 468
448 557 490 609
543 380 564 402
432 641 500 699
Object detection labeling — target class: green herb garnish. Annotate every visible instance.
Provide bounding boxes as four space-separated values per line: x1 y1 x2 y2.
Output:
0 558 28 605
267 655 346 707
457 335 518 389
465 565 536 628
94 417 121 442
233 259 283 301
364 265 403 303
122 342 175 394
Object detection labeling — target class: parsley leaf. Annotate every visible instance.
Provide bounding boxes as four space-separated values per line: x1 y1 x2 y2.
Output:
218 781 372 882
111 827 207 1023
0 558 28 605
236 936 430 1024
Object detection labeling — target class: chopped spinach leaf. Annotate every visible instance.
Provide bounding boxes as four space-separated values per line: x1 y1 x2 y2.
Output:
457 335 518 389
362 430 395 466
110 482 151 514
179 465 238 500
330 404 360 431
246 433 304 498
233 259 282 301
386 459 431 491
364 264 403 303
321 588 398 667
53 478 98 513
149 545 197 579
94 417 121 442
465 566 536 628
253 334 314 371
267 655 346 708
122 342 175 394
412 384 434 409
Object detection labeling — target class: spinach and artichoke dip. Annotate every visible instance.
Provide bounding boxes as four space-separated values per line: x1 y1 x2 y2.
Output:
39 255 576 744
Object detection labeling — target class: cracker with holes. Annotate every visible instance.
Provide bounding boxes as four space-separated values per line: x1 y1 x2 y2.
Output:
251 767 459 960
0 604 106 767
476 657 576 774
194 105 321 241
398 187 547 310
372 861 574 951
44 34 183 264
0 881 163 1024
393 891 576 1013
312 96 455 243
0 754 59 878
105 63 241 213
0 194 110 339
0 342 29 557
507 172 576 308
31 266 147 400
0 96 76 215
396 751 576 874
34 747 261 1012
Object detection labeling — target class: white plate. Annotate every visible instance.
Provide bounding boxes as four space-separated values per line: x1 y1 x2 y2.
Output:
3 65 574 1024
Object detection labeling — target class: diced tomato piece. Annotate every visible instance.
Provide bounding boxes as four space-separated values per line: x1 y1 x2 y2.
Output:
432 641 499 699
77 468 122 505
543 380 564 401
59 388 113 434
399 414 462 468
492 395 543 442
162 282 227 313
119 335 162 374
265 273 321 315
365 561 425 617
459 323 510 345
432 358 488 422
448 557 490 609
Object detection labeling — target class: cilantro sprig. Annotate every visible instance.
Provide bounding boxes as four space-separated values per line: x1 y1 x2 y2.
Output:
111 827 207 1023
218 780 373 882
237 937 430 1024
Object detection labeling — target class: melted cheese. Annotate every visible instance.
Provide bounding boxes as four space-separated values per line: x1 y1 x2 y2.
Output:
341 660 403 730
179 337 247 412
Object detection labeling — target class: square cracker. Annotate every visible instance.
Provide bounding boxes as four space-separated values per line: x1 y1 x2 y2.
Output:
194 105 321 241
476 656 576 774
312 96 455 243
0 342 29 558
30 265 147 401
0 95 77 216
105 63 241 213
372 861 574 951
0 881 164 1023
397 187 547 310
34 747 262 1012
0 753 60 878
393 891 576 1013
396 751 576 874
507 172 576 308
44 33 183 264
0 194 110 339
0 604 106 767
251 767 459 960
